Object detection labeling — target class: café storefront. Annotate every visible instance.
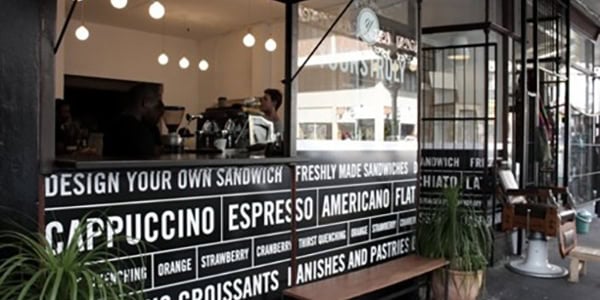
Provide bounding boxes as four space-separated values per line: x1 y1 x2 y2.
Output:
1 0 599 299
10 0 420 299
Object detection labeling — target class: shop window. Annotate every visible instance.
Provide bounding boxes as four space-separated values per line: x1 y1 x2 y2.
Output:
297 0 418 150
568 29 600 204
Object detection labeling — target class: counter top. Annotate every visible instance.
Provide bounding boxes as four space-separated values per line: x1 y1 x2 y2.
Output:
55 152 304 170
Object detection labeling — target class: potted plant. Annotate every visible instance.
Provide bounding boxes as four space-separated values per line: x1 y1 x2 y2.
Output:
0 218 144 300
416 186 492 300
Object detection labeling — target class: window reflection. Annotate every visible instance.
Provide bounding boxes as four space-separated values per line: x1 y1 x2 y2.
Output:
568 29 600 204
297 0 418 150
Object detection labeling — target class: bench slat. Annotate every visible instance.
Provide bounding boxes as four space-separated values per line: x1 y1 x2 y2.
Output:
284 255 448 300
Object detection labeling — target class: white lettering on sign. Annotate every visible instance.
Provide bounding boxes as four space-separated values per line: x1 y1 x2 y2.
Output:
200 248 250 268
369 237 413 263
351 226 368 238
395 185 416 207
256 241 291 257
126 171 172 192
290 254 346 285
296 164 337 182
321 189 390 218
299 236 316 248
399 216 417 227
158 258 193 277
420 174 459 188
363 162 409 177
177 168 212 189
99 266 147 284
216 167 283 187
45 208 215 253
318 230 346 245
228 197 313 231
177 270 279 300
147 296 171 300
372 220 397 233
421 157 460 168
348 248 369 270
338 163 362 179
45 172 120 197
465 175 481 191
470 157 484 168
323 57 407 84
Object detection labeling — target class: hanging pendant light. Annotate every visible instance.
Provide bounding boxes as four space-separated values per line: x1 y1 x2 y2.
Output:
242 0 255 48
243 32 255 48
198 59 209 71
149 1 165 20
265 38 277 52
75 25 89 41
158 53 169 65
75 0 89 41
179 57 190 69
110 0 128 9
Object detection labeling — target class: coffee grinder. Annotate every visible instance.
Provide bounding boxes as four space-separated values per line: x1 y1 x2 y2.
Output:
162 106 185 153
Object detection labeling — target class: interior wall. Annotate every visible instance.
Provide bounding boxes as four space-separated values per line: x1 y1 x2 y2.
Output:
63 22 201 114
61 20 285 117
196 21 285 113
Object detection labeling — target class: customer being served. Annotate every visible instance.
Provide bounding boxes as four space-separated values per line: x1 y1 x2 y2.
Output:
103 84 165 158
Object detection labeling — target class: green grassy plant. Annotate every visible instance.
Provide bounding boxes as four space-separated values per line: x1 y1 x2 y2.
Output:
417 186 492 272
0 217 144 300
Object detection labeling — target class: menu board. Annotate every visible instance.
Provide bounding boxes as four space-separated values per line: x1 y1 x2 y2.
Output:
44 151 417 300
419 149 499 224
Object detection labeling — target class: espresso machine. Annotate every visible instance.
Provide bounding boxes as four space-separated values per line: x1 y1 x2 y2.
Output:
190 104 276 153
194 107 244 152
161 106 185 153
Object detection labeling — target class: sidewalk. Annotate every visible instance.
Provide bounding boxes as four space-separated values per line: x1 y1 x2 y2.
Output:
485 218 600 300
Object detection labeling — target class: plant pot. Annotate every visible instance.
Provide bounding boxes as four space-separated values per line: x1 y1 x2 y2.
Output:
432 269 484 300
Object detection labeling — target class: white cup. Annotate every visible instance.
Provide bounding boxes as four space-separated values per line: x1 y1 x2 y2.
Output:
214 138 227 151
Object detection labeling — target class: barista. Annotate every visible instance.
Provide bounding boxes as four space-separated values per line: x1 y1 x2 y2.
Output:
103 83 165 158
260 88 283 134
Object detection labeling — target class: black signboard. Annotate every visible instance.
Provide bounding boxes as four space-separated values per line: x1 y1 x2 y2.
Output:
419 149 495 223
44 150 417 299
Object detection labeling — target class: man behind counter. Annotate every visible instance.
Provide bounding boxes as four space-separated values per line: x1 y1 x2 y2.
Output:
104 83 165 158
260 88 283 134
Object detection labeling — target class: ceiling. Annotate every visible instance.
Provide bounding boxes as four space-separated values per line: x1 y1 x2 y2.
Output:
68 0 347 40
69 0 600 42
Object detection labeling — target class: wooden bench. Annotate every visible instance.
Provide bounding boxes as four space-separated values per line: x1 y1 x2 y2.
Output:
568 246 600 282
283 255 448 300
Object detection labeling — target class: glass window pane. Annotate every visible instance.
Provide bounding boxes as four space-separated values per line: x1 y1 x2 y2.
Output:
297 0 418 150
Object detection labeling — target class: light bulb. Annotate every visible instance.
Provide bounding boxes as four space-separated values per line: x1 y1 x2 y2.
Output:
243 32 255 47
158 53 169 65
75 25 89 41
179 57 190 69
198 59 209 71
110 0 128 9
149 1 165 20
265 38 277 52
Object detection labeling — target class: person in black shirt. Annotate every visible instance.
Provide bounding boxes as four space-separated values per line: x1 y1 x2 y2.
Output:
104 84 165 158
